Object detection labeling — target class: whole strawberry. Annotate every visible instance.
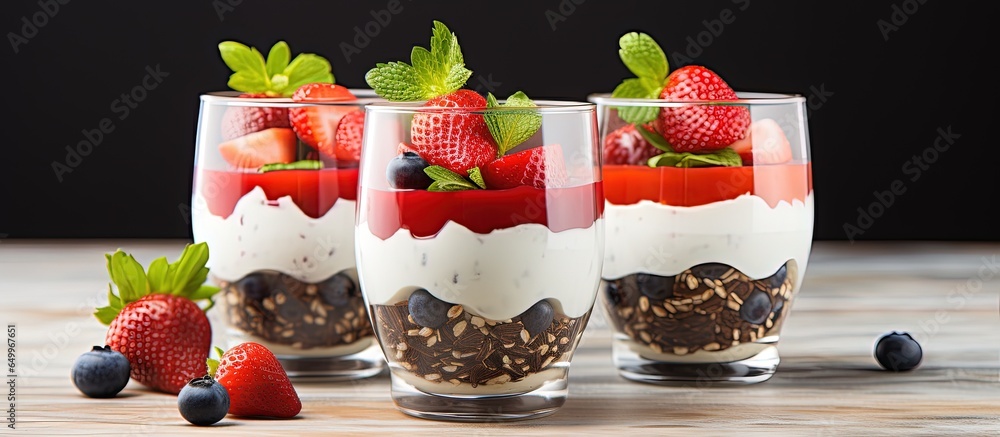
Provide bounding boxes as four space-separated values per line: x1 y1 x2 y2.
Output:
411 89 496 173
220 96 290 140
603 123 662 165
214 342 301 418
95 243 219 394
657 65 750 152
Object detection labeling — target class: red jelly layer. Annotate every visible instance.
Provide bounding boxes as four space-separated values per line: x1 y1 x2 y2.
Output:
364 182 605 240
198 168 358 219
603 163 812 208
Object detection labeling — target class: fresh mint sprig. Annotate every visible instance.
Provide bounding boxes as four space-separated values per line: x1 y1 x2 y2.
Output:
484 91 542 157
424 165 483 192
364 21 473 101
219 40 334 97
611 32 670 124
259 160 323 172
638 124 741 168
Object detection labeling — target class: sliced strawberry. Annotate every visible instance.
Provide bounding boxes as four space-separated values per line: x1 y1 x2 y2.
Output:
656 65 751 153
730 118 792 165
288 83 358 159
603 124 662 165
333 109 365 162
220 93 290 140
410 89 497 174
482 144 567 189
218 127 297 169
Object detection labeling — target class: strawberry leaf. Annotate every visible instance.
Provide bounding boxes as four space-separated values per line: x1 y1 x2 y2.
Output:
167 243 210 296
105 250 148 304
648 147 742 168
468 167 487 189
485 91 542 156
425 165 480 191
283 53 334 94
206 346 225 377
146 257 169 292
94 285 123 325
365 20 471 101
266 41 291 78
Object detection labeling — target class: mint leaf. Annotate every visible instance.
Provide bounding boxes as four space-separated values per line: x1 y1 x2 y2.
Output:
468 167 487 189
283 53 334 93
485 91 542 156
636 124 673 152
365 20 471 101
266 41 291 77
611 78 662 125
365 62 428 101
619 32 668 81
648 147 743 168
424 165 480 191
219 41 269 93
260 160 323 172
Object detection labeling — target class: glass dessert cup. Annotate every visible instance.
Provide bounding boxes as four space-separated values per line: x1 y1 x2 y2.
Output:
355 101 604 421
192 90 385 379
588 92 814 386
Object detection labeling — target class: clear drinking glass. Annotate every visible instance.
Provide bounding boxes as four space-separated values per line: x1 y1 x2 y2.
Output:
588 92 813 385
192 90 385 379
355 100 604 420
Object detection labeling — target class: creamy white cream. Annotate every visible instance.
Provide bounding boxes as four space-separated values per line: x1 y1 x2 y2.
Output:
602 194 814 288
192 186 357 283
356 220 605 321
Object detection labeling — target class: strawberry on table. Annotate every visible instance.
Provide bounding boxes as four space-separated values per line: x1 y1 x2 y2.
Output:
213 342 301 418
95 243 220 395
216 40 334 140
217 127 297 169
288 82 359 161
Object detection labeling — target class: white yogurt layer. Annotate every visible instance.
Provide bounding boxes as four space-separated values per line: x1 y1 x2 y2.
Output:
602 194 814 287
192 186 357 283
356 220 604 321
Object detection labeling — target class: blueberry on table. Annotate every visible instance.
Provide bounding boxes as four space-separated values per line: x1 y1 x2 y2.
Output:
387 152 433 189
521 300 555 336
635 273 673 300
71 345 130 398
875 331 922 372
178 375 230 426
408 289 452 328
739 290 773 325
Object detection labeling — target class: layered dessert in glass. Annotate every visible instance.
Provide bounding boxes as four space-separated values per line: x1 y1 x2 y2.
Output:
589 32 813 385
191 40 383 378
355 21 604 420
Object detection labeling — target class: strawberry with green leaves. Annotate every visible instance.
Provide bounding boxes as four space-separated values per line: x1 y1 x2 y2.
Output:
365 20 564 190
212 342 301 418
95 243 219 395
610 32 751 167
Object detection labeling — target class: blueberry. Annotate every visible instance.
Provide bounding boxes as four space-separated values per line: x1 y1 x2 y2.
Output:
386 152 433 189
739 291 772 325
768 264 788 290
408 289 451 328
71 345 131 398
604 279 626 306
236 274 271 301
875 332 922 372
771 299 785 318
690 263 731 279
520 300 555 336
319 272 356 307
177 375 230 426
635 273 674 300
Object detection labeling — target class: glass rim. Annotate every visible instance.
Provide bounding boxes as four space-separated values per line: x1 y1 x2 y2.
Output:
199 89 384 107
365 99 595 114
587 91 806 107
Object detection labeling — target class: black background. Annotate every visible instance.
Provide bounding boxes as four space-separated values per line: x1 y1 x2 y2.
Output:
1 0 994 241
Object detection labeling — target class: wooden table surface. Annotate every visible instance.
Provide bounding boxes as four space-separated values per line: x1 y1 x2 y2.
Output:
1 240 998 436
